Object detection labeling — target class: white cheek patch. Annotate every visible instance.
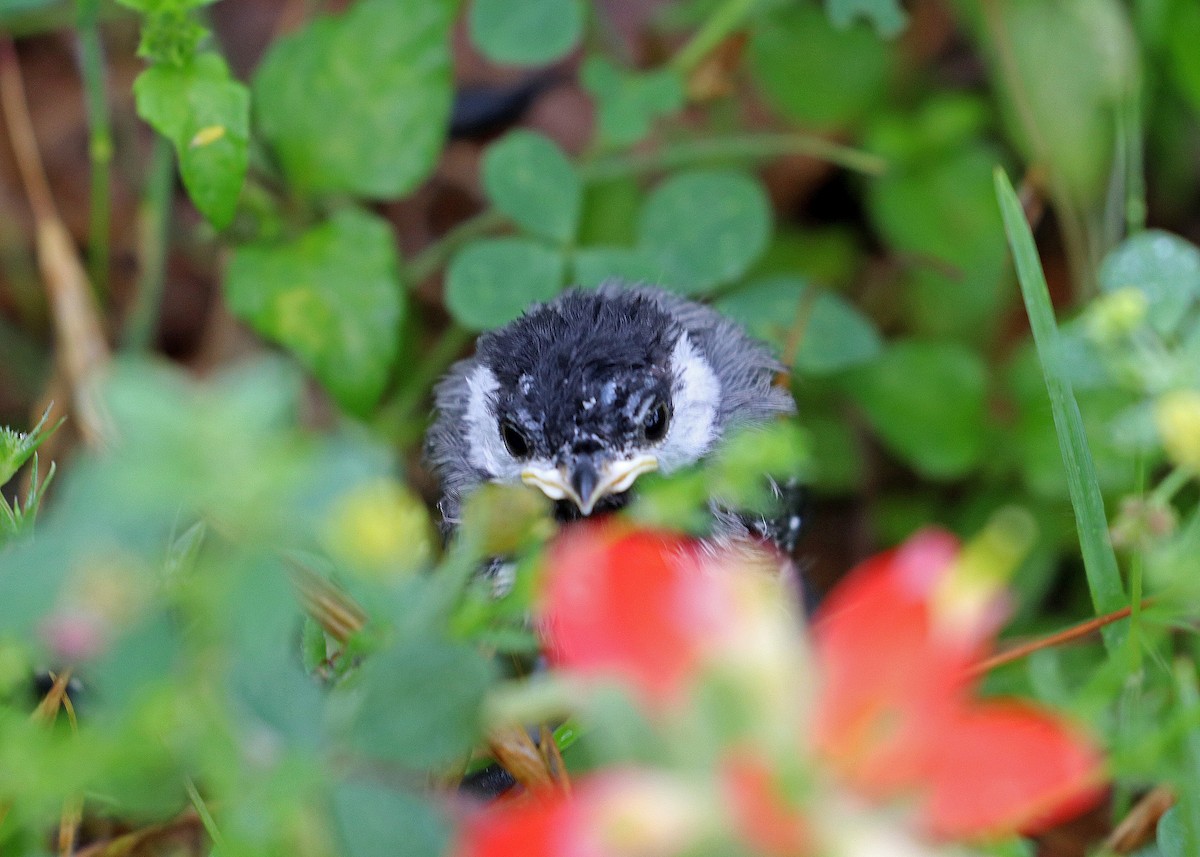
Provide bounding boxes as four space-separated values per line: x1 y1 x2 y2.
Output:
464 365 522 482
657 333 721 472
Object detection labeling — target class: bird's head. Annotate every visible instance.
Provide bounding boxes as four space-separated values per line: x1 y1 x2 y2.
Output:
457 290 723 517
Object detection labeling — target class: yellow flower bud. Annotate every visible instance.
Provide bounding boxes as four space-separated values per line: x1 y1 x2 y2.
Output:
1085 287 1148 342
1156 389 1200 471
322 480 433 580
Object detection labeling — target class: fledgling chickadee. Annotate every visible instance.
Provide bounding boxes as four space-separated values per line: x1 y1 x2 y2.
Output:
426 282 803 553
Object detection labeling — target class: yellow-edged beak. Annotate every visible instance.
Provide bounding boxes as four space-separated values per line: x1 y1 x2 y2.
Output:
521 454 658 515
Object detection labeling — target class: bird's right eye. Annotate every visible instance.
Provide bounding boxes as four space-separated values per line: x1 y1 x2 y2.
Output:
500 420 531 458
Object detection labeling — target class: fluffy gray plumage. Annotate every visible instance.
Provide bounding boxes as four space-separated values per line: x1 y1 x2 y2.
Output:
425 282 795 530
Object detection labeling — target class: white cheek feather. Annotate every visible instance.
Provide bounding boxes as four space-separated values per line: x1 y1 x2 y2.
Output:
657 333 721 472
464 365 522 482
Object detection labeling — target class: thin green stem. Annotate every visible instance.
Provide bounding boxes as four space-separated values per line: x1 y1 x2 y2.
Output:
406 209 508 287
75 0 112 296
399 324 471 411
123 135 174 350
184 777 226 855
1151 466 1192 507
670 0 757 74
379 324 473 444
580 133 887 181
1127 456 1146 674
1121 91 1146 235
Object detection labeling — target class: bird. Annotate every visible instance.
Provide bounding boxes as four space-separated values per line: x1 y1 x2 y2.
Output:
425 281 803 552
427 283 806 800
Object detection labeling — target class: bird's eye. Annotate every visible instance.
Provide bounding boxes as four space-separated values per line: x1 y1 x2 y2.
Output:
643 401 670 442
500 420 531 458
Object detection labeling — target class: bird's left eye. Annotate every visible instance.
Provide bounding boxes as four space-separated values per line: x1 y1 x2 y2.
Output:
643 401 670 442
500 419 531 458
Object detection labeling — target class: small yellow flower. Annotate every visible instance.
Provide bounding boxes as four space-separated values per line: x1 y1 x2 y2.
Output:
322 480 433 579
1085 287 1148 342
1156 389 1200 471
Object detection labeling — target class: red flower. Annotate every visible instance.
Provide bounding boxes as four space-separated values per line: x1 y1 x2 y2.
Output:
538 522 732 709
723 752 812 856
811 528 1105 840
455 770 705 857
501 521 1107 856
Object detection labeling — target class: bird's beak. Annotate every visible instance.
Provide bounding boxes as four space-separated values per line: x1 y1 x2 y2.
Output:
521 454 658 515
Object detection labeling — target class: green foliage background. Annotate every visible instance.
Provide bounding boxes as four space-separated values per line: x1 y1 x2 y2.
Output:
1 0 1200 854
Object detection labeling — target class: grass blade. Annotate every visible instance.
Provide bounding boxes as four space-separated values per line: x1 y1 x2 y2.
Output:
994 167 1127 653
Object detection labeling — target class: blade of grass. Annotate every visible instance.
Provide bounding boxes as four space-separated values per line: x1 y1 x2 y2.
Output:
1173 661 1200 856
994 167 1126 653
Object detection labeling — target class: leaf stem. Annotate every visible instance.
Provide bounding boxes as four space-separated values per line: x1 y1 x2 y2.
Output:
670 0 757 74
74 0 112 297
0 36 111 448
1150 465 1191 507
184 778 226 855
580 132 886 180
406 209 508 287
968 600 1148 677
378 323 473 443
1120 90 1146 236
123 135 174 350
995 167 1127 652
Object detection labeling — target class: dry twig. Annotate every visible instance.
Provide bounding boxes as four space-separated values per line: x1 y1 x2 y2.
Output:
0 37 111 448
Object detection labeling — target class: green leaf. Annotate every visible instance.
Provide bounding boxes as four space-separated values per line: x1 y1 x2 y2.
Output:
749 2 890 129
1168 661 1200 857
995 167 1126 649
866 141 1010 340
224 208 404 415
253 0 454 198
636 170 771 295
133 52 249 227
115 0 218 10
1167 0 1200 112
825 0 908 37
0 406 59 487
571 246 663 288
332 781 449 857
482 131 581 244
980 0 1137 205
716 275 881 375
1159 806 1185 857
1099 230 1200 335
802 407 864 492
846 340 987 478
348 638 494 769
134 9 209 67
580 57 685 148
468 0 583 66
87 612 182 720
445 238 565 330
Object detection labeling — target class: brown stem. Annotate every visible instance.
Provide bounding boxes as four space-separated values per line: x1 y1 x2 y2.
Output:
73 809 203 857
0 37 110 448
1105 785 1175 854
487 725 555 792
32 668 74 722
969 600 1152 678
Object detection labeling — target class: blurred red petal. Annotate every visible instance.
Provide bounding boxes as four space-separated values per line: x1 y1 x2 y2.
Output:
723 753 812 856
454 771 703 857
538 522 730 708
920 701 1106 840
811 529 975 790
455 790 600 857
